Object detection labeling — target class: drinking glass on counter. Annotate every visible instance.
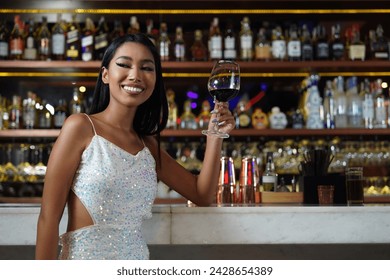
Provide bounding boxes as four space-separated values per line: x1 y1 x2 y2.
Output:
345 167 364 206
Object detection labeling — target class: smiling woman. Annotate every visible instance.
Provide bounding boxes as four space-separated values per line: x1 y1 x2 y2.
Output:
35 33 235 260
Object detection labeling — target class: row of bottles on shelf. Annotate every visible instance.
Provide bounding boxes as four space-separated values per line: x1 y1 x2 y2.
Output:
2 136 390 198
1 14 389 62
0 87 86 130
301 74 390 129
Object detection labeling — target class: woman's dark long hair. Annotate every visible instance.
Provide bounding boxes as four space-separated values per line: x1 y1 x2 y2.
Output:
89 33 168 135
89 33 168 163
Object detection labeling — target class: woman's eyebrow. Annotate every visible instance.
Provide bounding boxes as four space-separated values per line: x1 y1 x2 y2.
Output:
115 56 155 64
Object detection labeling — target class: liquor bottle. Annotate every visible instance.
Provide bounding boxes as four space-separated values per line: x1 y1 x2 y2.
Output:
287 25 301 61
157 22 170 61
314 25 329 60
373 79 387 128
37 16 51 60
81 17 95 62
66 14 81 61
361 79 374 129
262 152 277 192
348 24 365 61
198 100 211 130
51 14 66 60
22 91 36 129
110 20 125 43
179 100 197 129
371 25 389 60
223 21 237 60
53 98 67 128
23 19 37 60
301 24 313 61
239 17 253 61
0 20 9 60
173 26 185 61
208 17 222 60
271 26 286 60
346 76 363 128
235 100 251 129
255 27 271 61
334 76 348 128
191 29 207 61
323 80 335 129
330 23 345 60
9 15 25 60
69 87 85 114
94 16 109 60
127 16 140 34
0 96 9 129
8 95 22 129
37 99 53 129
166 88 178 129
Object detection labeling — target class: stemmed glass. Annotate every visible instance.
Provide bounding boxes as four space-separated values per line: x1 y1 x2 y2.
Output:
202 60 240 138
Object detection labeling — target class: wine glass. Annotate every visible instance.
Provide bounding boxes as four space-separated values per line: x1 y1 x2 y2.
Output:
202 60 240 138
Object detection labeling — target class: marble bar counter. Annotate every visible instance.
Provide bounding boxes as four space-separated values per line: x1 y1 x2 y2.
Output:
1 204 390 246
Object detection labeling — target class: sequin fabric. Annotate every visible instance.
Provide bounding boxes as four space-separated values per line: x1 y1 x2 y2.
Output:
58 116 157 260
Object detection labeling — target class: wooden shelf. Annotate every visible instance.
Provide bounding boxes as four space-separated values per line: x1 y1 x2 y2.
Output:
1 60 390 78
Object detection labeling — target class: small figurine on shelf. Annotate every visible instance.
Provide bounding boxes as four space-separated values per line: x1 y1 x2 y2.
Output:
269 106 287 129
251 108 268 129
198 100 211 130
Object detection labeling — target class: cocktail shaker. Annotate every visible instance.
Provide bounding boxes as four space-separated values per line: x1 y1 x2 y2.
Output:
239 157 257 204
217 157 236 205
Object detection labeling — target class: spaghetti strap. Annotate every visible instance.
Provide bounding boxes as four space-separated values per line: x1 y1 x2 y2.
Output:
83 113 97 136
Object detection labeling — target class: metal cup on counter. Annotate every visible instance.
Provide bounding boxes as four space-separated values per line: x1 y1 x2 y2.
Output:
238 157 257 204
216 157 236 206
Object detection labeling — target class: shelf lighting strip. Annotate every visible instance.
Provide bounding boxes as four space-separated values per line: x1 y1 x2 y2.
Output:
1 72 390 78
1 9 389 15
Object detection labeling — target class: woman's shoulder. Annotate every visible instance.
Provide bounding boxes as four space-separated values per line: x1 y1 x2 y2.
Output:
57 114 95 145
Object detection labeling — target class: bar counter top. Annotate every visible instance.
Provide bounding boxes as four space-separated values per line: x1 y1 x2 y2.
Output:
1 204 389 246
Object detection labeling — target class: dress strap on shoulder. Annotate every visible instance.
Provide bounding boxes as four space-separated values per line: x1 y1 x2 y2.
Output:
83 113 97 136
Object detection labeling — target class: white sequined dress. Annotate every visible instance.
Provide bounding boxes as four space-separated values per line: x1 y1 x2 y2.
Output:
58 115 157 260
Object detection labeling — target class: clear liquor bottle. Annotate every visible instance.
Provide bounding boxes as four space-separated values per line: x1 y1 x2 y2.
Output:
255 27 271 61
69 87 85 114
157 22 170 61
51 14 66 60
301 24 313 61
166 89 178 129
23 19 37 60
37 99 53 129
349 24 366 61
239 17 253 61
198 100 211 130
208 17 222 60
271 26 286 60
346 76 363 128
8 95 23 129
191 29 207 61
9 15 24 60
223 21 237 60
94 16 109 60
334 76 348 128
262 152 277 192
361 79 374 129
66 14 81 61
323 80 335 129
173 26 186 61
37 16 51 60
81 17 95 62
53 98 67 128
179 100 197 129
22 91 36 129
330 23 345 60
287 25 301 61
0 20 9 60
373 79 387 128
